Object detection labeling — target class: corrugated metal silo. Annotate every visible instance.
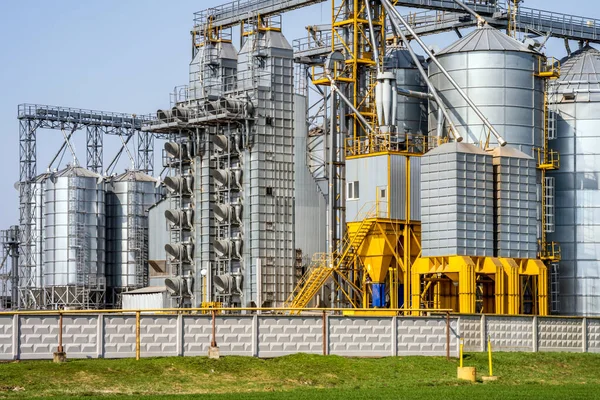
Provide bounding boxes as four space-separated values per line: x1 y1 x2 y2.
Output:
429 25 544 154
43 165 106 308
384 46 428 135
421 142 494 257
106 170 160 306
548 45 600 316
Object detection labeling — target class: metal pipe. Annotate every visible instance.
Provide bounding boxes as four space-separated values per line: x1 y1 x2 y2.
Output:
327 75 375 134
382 0 506 146
106 134 133 174
327 88 338 257
379 0 462 142
397 87 435 101
452 0 486 27
48 125 78 170
437 106 445 139
365 0 381 73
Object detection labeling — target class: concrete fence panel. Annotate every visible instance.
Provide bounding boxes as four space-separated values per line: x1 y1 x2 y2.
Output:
257 316 323 358
19 315 59 360
140 315 178 358
103 315 136 358
486 316 534 352
587 319 600 353
0 315 14 360
537 317 584 352
63 315 98 358
328 317 393 357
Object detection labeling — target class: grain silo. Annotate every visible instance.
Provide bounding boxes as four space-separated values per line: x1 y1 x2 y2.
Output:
548 45 600 316
43 165 106 309
105 170 160 307
428 25 545 154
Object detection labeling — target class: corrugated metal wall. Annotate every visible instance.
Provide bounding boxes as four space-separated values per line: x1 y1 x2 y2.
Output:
293 94 327 263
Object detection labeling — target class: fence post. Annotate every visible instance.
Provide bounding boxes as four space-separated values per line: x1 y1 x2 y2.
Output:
480 314 486 352
12 314 19 361
446 312 450 361
322 311 328 356
582 317 588 353
252 314 258 357
532 316 538 352
392 316 397 357
97 314 103 358
136 311 141 360
176 313 183 357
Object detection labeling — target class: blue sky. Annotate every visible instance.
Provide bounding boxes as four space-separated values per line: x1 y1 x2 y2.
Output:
0 0 592 229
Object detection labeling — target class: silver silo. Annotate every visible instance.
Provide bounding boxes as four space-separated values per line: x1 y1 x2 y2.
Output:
429 25 545 154
106 170 160 306
421 142 494 257
384 46 428 135
43 165 106 309
548 45 600 316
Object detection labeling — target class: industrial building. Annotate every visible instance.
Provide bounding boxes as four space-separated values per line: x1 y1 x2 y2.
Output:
2 0 600 317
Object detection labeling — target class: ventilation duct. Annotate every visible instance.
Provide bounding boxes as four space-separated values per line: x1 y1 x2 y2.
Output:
172 105 192 122
165 274 194 297
165 209 194 229
164 142 194 161
164 175 194 195
213 273 243 295
211 169 242 188
165 242 194 263
157 109 173 123
213 238 243 259
213 135 229 152
212 203 242 224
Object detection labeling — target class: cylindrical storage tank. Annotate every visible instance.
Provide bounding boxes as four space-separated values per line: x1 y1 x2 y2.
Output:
43 166 105 292
105 170 160 304
421 142 494 257
384 46 428 135
492 146 538 259
548 45 600 316
428 25 544 154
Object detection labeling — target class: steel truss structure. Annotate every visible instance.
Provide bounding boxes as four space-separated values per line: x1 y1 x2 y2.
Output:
16 104 156 309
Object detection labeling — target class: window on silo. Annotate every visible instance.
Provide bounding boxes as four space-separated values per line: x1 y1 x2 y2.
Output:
347 181 360 200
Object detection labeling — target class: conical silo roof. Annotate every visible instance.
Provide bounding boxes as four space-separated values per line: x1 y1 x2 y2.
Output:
53 165 101 179
436 25 537 55
556 45 600 92
111 170 157 183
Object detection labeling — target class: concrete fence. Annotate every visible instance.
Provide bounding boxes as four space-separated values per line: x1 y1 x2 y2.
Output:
0 312 598 360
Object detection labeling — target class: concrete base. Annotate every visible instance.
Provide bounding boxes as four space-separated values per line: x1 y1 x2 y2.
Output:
482 375 499 383
53 352 67 363
208 346 220 359
457 366 476 382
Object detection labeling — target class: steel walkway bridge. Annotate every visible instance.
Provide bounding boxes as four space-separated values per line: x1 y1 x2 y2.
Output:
194 0 600 60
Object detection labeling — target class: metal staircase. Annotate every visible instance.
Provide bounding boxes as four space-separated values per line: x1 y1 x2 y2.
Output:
285 215 376 312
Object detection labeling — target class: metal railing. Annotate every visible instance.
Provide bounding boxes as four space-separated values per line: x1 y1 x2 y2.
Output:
18 104 154 128
345 132 443 157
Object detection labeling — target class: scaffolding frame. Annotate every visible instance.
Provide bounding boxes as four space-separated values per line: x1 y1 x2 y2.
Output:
16 104 155 309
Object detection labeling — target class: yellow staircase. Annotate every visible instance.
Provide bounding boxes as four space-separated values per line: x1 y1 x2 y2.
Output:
284 217 376 313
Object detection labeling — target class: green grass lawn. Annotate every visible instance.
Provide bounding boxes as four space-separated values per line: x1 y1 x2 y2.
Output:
1 353 600 399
